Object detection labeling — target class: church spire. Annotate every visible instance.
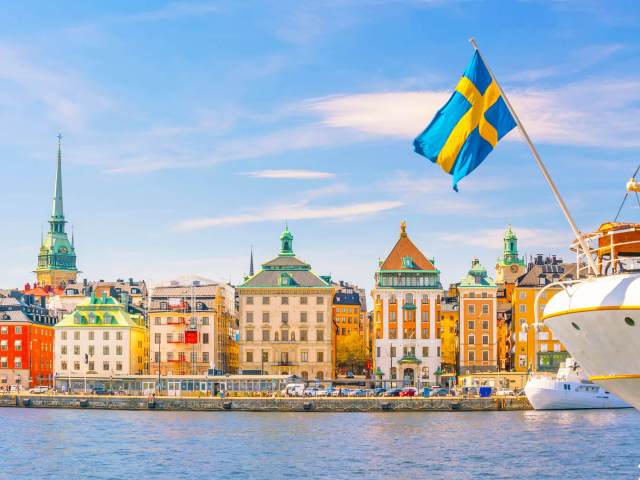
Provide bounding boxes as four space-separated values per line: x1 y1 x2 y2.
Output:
249 246 255 276
52 133 64 222
279 224 294 256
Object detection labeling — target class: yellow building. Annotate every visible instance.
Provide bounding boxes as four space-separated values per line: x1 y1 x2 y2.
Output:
512 255 576 372
332 282 370 376
439 301 458 374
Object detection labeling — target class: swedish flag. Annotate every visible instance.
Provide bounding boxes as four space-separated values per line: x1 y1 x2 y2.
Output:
413 51 516 191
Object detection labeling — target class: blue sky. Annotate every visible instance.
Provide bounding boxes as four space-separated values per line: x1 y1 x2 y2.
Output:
2 0 640 294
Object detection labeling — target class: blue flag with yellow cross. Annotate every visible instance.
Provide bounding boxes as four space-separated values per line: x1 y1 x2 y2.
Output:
413 51 516 191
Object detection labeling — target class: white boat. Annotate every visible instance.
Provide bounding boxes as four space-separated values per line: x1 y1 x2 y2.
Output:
525 358 630 410
541 221 640 410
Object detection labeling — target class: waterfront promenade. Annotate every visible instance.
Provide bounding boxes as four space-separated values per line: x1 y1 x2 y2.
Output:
0 393 531 412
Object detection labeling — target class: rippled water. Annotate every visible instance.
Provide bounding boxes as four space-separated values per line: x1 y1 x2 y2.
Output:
1 408 638 479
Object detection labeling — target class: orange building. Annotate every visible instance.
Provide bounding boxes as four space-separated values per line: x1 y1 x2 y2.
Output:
332 282 370 376
0 295 57 388
458 259 498 374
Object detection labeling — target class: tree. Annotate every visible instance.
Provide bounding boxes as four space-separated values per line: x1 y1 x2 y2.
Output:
336 332 368 373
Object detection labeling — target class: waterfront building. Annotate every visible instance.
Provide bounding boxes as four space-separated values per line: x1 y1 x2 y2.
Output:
35 136 78 288
149 282 238 375
54 293 149 379
332 281 371 376
458 259 498 374
372 222 443 385
237 226 334 380
511 255 576 372
0 294 57 388
439 295 459 374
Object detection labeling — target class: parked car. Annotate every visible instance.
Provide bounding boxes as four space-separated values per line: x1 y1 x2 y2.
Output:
304 387 320 397
495 389 515 396
430 388 450 397
400 387 417 397
383 388 402 397
338 388 353 397
373 387 387 397
346 371 355 379
282 383 306 397
316 386 334 396
91 385 113 395
29 386 48 394
349 389 368 397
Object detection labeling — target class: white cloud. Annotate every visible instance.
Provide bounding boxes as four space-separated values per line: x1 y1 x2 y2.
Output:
303 78 640 148
174 200 403 231
244 169 335 179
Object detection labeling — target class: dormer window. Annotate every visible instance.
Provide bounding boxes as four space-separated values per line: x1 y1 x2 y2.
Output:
89 313 97 324
279 273 293 286
402 256 414 269
539 275 546 286
74 312 82 324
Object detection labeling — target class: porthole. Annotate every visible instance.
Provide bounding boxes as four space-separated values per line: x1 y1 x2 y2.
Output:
571 322 580 330
625 317 635 327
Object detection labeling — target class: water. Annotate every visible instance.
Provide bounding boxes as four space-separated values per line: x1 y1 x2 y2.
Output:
0 408 638 479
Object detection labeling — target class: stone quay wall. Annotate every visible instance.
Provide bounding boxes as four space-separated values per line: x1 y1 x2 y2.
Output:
0 394 531 412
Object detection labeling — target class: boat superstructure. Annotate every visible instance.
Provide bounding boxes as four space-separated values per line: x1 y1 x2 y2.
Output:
524 358 630 410
540 221 640 409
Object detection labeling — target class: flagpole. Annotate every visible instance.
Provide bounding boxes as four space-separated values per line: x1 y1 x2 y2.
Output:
469 37 597 276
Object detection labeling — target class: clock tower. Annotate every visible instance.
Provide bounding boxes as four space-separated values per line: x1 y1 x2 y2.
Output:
35 135 78 288
495 225 525 284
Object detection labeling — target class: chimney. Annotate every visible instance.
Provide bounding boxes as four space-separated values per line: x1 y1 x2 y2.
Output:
536 254 543 265
120 292 129 306
129 277 134 286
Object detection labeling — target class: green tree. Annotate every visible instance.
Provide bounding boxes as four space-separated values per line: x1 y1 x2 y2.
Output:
336 332 368 373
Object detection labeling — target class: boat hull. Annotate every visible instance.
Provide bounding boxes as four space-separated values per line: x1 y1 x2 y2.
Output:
544 274 640 409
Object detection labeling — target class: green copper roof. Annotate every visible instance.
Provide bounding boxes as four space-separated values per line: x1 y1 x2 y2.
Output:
279 225 294 256
398 354 422 364
497 224 525 267
56 293 145 329
52 134 64 221
459 258 497 288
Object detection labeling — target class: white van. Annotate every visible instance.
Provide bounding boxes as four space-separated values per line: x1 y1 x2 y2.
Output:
282 383 306 397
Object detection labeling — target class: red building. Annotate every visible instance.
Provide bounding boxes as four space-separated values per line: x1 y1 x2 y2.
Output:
0 295 57 389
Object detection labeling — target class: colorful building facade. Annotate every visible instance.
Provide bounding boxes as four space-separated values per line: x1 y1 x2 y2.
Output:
332 282 370 376
35 136 78 288
372 222 443 385
54 293 149 380
458 259 498 374
511 255 576 372
237 226 335 380
0 295 57 388
149 282 238 376
439 298 459 374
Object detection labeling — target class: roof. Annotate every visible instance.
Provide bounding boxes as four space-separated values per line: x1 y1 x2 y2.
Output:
241 267 330 288
150 284 221 298
459 259 497 288
262 256 309 268
379 222 436 272
0 298 20 307
57 295 144 329
516 262 578 287
0 310 31 323
334 290 361 305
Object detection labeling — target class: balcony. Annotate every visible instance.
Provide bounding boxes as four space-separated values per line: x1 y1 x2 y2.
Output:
166 317 186 325
272 361 297 367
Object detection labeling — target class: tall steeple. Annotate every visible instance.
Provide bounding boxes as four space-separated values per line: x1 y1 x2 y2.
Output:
50 133 66 233
249 246 255 276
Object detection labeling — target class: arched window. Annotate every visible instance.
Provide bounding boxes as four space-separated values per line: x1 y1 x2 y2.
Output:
316 371 324 380
405 293 414 304
301 371 308 380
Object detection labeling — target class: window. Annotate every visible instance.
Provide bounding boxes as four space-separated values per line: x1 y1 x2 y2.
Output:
482 320 489 330
421 327 428 339
389 311 397 322
246 312 254 323
154 333 161 345
87 345 94 356
103 362 109 371
389 327 397 339
422 346 429 357
14 357 22 368
282 312 289 324
468 304 475 314
246 351 254 362
301 351 308 362
73 345 80 355
282 297 289 305
154 317 161 325
103 331 109 341
116 361 123 371
73 331 80 340
390 367 397 379
300 330 307 341
88 361 95 371
300 297 308 305
59 360 66 370
203 333 209 344
376 347 381 357
554 343 561 352
13 340 21 351
390 346 396 357
61 345 67 355
0 327 6 335
116 345 122 355
468 321 475 330
316 297 324 305
61 331 67 340
482 351 489 362
482 335 489 345
316 312 324 323
262 312 270 323
468 335 475 345
262 297 270 305
15 326 22 334
281 330 289 342
261 351 268 363
468 351 475 362
154 352 160 363
116 331 123 341
482 304 489 314
246 296 254 305
518 332 527 342
317 351 324 362
316 330 324 342
519 305 526 313
103 346 109 355
300 312 308 323
246 330 254 342
202 317 209 325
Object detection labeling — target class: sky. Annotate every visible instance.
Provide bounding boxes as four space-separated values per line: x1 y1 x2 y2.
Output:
2 0 640 295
